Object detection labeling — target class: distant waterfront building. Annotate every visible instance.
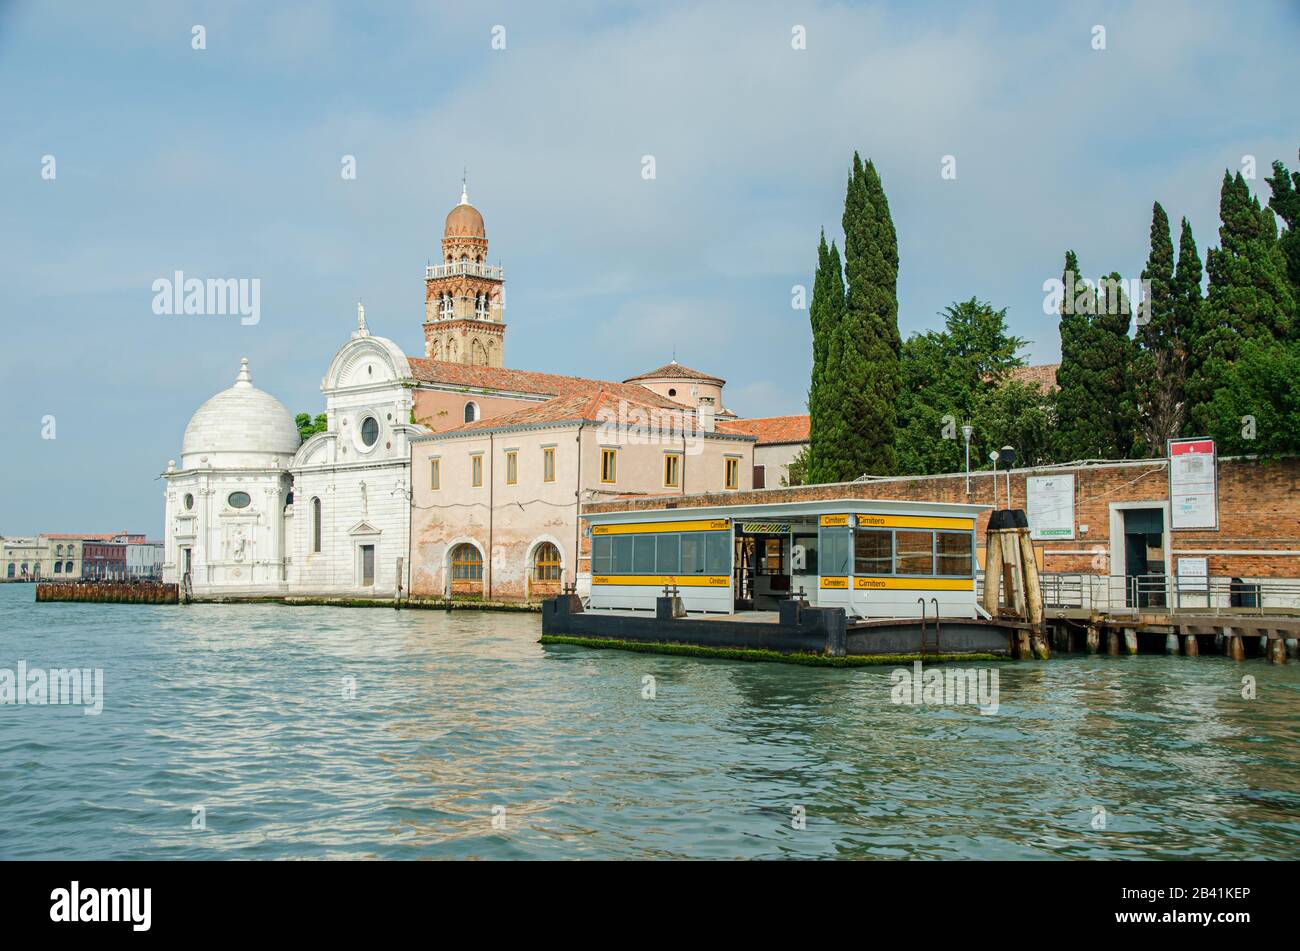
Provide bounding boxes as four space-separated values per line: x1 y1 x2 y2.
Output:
2 531 152 581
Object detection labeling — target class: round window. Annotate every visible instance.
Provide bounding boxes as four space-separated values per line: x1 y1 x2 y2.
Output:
668 388 677 397
184 493 194 510
360 417 380 447
228 491 251 509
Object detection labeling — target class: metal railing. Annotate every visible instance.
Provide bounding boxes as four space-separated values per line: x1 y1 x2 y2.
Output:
425 262 504 281
1022 573 1300 616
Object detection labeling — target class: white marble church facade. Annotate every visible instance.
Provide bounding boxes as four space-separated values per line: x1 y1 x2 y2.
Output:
162 307 418 598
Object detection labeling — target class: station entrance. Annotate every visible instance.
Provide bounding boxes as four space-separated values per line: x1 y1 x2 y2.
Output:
732 518 819 611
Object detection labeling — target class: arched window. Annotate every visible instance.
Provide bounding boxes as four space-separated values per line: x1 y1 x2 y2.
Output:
65 562 73 574
533 542 562 581
6 564 13 578
464 401 479 423
54 562 62 574
311 497 322 553
56 544 64 556
475 293 488 319
450 544 483 581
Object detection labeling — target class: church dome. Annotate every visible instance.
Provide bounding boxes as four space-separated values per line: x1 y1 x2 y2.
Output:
181 358 301 467
444 183 486 239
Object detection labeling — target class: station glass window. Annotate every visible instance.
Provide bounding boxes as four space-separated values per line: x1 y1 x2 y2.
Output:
854 529 893 575
633 536 657 573
896 530 935 576
655 534 680 574
591 530 730 577
936 532 974 576
820 527 851 576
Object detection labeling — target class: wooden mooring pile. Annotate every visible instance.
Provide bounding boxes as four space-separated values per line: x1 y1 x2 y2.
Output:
36 580 179 605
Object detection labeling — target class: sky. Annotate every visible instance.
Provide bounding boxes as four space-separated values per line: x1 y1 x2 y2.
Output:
1 0 1297 536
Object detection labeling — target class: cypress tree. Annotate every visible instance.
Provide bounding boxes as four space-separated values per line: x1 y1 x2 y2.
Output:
836 153 900 478
807 233 847 484
1187 171 1296 432
1171 217 1204 439
1053 251 1099 460
1133 202 1182 455
1265 157 1300 302
1054 254 1135 460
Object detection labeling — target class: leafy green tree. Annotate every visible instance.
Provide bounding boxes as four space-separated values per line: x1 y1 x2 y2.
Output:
1187 171 1296 432
895 298 1028 475
975 379 1055 469
295 412 328 443
1202 337 1300 456
1133 202 1184 455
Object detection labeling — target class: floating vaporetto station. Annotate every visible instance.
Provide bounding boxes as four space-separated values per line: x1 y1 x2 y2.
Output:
542 497 1041 662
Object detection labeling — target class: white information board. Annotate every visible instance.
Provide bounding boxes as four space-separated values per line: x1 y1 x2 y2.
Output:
1177 556 1208 591
1169 438 1218 530
1025 474 1075 540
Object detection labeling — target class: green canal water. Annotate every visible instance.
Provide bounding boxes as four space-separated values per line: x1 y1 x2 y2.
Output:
1 584 1297 859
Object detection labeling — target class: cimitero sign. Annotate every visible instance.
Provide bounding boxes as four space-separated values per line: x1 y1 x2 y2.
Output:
1168 438 1218 531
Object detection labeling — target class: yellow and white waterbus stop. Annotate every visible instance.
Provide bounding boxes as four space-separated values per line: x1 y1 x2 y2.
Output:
584 498 989 620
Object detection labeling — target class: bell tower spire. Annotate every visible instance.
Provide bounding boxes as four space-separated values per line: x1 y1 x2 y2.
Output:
423 181 506 367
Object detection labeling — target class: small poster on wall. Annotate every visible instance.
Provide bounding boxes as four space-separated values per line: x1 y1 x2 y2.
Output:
1025 474 1075 540
1168 438 1218 530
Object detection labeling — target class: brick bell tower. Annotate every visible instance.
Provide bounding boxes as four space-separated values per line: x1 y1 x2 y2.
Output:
423 179 506 366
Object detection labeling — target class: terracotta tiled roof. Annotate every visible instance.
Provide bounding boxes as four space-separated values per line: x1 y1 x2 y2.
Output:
717 415 810 446
1003 363 1059 391
623 360 725 385
428 389 755 440
408 358 685 408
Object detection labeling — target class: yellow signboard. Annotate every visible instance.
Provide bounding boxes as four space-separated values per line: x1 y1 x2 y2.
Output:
819 514 849 527
856 514 975 531
591 519 730 536
819 576 849 589
591 574 731 587
853 577 975 591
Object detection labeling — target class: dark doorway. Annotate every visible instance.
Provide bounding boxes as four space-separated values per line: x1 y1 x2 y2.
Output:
1122 508 1165 608
360 545 375 587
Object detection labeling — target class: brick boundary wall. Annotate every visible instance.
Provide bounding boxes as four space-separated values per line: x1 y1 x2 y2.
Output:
581 456 1300 581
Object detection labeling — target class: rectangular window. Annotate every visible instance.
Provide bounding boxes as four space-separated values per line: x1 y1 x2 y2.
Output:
820 527 851 576
854 529 893 575
633 535 657 574
753 465 766 489
655 534 680 574
471 454 483 488
725 457 740 490
592 536 613 575
896 530 935 576
613 536 635 574
430 458 440 490
505 450 518 486
705 531 731 575
543 447 556 483
663 453 681 488
680 534 705 574
601 448 617 484
936 532 974 577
